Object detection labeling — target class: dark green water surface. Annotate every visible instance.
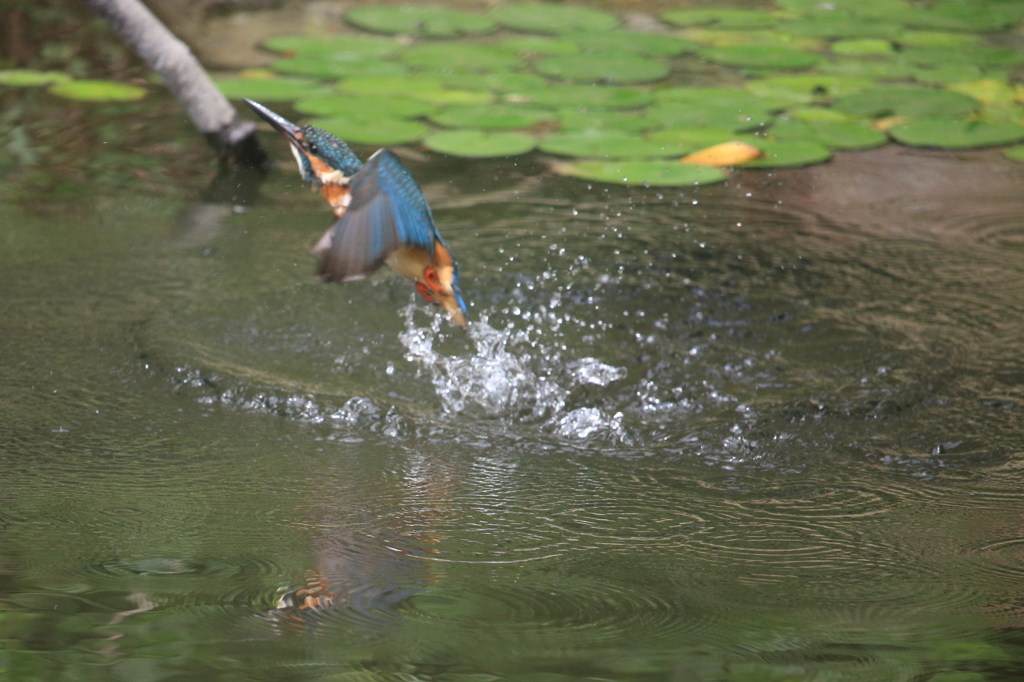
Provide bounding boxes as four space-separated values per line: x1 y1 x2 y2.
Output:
4 112 1024 681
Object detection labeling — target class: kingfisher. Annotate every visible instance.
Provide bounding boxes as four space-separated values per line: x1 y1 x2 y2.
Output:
245 99 468 327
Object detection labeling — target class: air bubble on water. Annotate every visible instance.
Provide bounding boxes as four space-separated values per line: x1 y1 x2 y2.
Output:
568 358 626 387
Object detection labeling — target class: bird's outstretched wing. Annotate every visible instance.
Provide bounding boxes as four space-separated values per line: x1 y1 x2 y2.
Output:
316 150 437 282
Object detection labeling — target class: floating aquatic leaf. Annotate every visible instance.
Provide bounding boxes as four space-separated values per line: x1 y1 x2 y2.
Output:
699 45 820 70
553 160 726 186
540 130 672 158
681 28 825 51
810 120 888 149
912 64 983 85
647 127 748 155
490 4 618 34
535 53 669 84
48 79 147 102
647 102 775 131
681 141 762 166
400 43 523 73
0 69 71 87
788 106 853 123
346 5 495 37
662 9 779 29
310 116 429 145
655 87 790 111
506 85 651 109
742 140 832 167
947 79 1018 108
818 57 917 79
833 84 978 118
895 3 1023 32
217 76 327 101
832 38 893 56
1003 144 1024 162
262 34 401 58
889 119 1024 149
745 74 873 104
780 14 902 38
896 30 981 48
434 72 547 93
557 109 658 134
294 94 436 119
336 76 494 106
430 104 554 129
562 31 698 57
498 37 579 56
272 57 407 79
424 130 536 157
767 119 819 143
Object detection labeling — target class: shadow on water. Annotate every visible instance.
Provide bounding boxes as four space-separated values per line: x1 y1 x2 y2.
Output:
5 123 1024 679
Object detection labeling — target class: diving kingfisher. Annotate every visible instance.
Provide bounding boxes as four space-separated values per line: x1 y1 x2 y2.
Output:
245 99 468 328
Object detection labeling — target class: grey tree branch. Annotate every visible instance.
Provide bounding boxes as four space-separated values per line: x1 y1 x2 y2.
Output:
84 0 267 167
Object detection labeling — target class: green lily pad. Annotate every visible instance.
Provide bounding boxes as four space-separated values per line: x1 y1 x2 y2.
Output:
0 69 71 86
563 31 698 57
490 3 618 34
294 94 436 119
217 76 327 101
505 84 651 109
48 79 147 102
896 30 981 48
647 102 776 131
336 76 494 105
662 9 779 29
535 52 669 84
742 140 832 167
553 160 727 186
767 119 819 143
912 64 984 85
498 37 580 56
271 57 408 79
681 28 825 51
655 87 790 110
817 57 918 79
424 130 536 157
833 84 979 118
810 120 888 149
430 104 555 129
262 34 402 58
889 119 1024 149
745 74 873 104
901 46 1024 70
647 127 750 155
780 14 902 38
788 106 854 123
346 5 495 37
400 43 523 73
539 130 673 158
699 45 820 70
832 38 894 56
558 109 659 133
895 3 1024 32
309 116 429 145
1002 144 1024 163
433 72 548 92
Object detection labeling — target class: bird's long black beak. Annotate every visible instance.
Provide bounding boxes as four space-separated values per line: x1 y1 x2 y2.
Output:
244 99 304 147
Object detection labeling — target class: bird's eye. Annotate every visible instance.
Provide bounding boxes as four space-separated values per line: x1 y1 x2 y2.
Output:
308 142 319 154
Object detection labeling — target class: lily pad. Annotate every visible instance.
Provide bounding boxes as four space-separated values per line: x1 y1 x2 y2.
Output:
309 116 429 145
505 85 652 109
430 104 555 129
424 130 536 157
262 35 401 58
553 160 727 186
817 58 917 79
294 94 436 119
901 46 1024 70
833 84 979 118
647 102 775 131
745 74 873 104
217 76 327 101
780 14 902 38
271 57 408 79
895 3 1024 32
499 37 579 56
563 31 698 57
889 119 1024 149
491 4 618 34
346 5 496 37
0 69 71 86
662 9 779 29
433 72 548 93
539 130 673 158
788 106 852 123
400 43 523 73
535 53 669 84
648 127 755 155
742 140 832 167
699 45 820 70
896 30 981 48
681 28 825 51
336 76 494 105
558 109 658 134
1003 144 1024 162
654 87 790 111
832 38 894 56
911 64 983 85
810 120 888 149
48 79 147 102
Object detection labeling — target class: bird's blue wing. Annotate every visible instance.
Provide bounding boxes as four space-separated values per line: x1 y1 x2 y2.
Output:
317 149 436 282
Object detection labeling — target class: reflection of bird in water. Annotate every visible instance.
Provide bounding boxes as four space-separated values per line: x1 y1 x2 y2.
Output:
246 99 468 327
